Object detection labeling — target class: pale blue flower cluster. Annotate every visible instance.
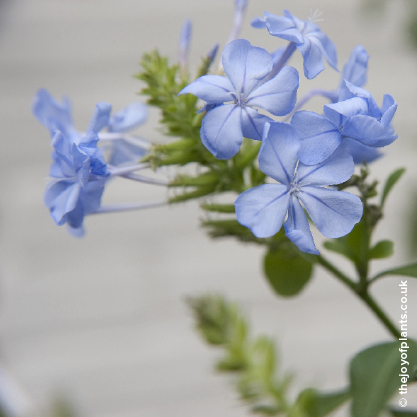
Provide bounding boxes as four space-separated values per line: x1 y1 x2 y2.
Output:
33 7 399 253
235 122 363 254
33 89 149 235
179 9 398 254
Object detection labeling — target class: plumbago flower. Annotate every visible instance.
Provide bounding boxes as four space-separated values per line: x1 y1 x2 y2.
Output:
291 81 398 166
33 89 149 166
179 39 299 159
44 130 107 237
33 89 149 235
252 10 338 79
289 44 382 164
234 122 363 254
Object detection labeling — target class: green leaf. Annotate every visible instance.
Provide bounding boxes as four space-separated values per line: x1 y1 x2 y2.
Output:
370 240 394 259
263 249 314 297
290 388 350 417
323 222 363 264
389 409 417 417
373 262 417 280
381 168 406 208
350 340 417 417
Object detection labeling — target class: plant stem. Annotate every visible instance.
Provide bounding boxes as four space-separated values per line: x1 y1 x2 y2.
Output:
317 254 400 339
358 292 401 339
317 255 357 292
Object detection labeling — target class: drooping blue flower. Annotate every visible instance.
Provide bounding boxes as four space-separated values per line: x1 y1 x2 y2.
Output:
234 122 363 254
34 90 150 234
252 10 338 79
179 39 299 159
339 45 369 95
291 81 398 165
32 89 77 140
33 89 149 167
44 131 106 237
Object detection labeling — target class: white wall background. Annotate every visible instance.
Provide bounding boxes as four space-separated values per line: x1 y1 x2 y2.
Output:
0 0 416 416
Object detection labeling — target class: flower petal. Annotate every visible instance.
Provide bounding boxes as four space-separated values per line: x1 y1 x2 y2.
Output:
107 138 149 166
251 16 267 29
297 144 354 186
87 102 112 133
259 122 299 185
179 75 234 104
342 115 398 147
200 104 243 159
264 12 304 43
78 131 109 178
235 184 289 238
80 179 105 215
246 66 299 116
298 186 363 238
380 94 397 128
108 102 148 133
44 181 81 226
324 97 368 129
241 107 273 141
222 39 273 97
340 45 369 88
284 196 319 254
343 137 382 164
32 89 75 138
291 111 341 165
298 31 337 79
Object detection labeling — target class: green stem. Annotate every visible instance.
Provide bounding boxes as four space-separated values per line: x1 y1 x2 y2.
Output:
317 255 400 339
317 255 357 293
358 292 401 339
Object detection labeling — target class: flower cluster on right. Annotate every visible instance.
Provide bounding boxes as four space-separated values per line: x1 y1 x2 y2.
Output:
180 9 398 254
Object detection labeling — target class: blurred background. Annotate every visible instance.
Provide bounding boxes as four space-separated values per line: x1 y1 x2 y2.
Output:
0 0 416 416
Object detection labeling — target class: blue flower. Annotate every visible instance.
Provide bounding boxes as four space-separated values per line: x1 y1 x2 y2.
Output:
33 89 149 167
234 122 363 254
252 10 338 79
179 39 299 159
339 45 369 95
44 131 106 237
34 90 149 235
291 81 398 165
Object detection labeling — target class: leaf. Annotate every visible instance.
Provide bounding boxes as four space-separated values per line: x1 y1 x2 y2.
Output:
290 388 351 417
350 340 417 417
381 168 406 208
263 249 314 297
374 262 417 280
370 240 394 259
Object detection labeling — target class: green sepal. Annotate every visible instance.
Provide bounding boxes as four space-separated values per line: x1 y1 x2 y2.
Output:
155 151 201 166
202 219 269 245
170 172 219 187
263 249 314 297
169 185 216 203
369 240 394 259
234 139 262 169
350 340 417 417
289 388 350 417
381 168 406 208
154 138 196 153
201 203 235 213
